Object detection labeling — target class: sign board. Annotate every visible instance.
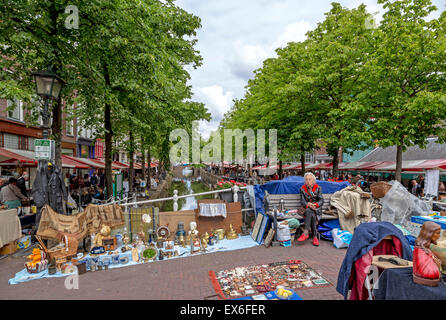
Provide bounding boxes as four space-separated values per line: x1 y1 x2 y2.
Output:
35 139 55 160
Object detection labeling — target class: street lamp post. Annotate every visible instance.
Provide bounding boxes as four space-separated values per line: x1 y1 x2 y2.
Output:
32 67 65 167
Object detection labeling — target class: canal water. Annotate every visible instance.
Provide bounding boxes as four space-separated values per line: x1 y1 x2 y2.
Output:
163 167 212 212
181 179 197 211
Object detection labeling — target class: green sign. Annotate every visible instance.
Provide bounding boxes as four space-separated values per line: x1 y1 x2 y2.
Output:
35 139 54 160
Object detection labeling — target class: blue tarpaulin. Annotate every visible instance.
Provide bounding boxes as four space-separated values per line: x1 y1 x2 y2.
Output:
254 176 350 214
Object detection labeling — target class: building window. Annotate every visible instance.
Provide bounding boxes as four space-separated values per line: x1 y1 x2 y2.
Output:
305 152 314 163
7 99 23 122
18 135 28 150
28 137 35 151
66 118 74 136
3 133 19 149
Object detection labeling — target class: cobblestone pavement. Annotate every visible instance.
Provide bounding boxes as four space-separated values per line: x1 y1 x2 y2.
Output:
0 239 346 300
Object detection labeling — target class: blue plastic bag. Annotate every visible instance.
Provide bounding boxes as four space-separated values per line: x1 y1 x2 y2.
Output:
332 228 352 249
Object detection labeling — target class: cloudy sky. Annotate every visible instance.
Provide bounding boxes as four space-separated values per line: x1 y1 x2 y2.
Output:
176 0 445 139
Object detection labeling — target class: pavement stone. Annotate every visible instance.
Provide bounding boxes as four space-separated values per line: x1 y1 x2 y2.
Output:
0 239 346 300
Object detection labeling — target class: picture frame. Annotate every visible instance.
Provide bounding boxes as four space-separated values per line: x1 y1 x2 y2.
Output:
263 228 275 248
251 213 264 243
257 214 270 244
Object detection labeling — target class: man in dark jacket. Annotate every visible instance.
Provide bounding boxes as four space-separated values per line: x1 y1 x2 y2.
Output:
297 172 324 246
31 162 67 232
16 172 29 197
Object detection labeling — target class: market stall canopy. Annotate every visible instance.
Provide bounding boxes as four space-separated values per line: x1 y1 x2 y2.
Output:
64 156 105 169
113 161 129 169
92 159 129 170
374 160 426 171
61 155 89 169
0 148 37 166
403 159 446 172
132 163 142 169
282 163 312 170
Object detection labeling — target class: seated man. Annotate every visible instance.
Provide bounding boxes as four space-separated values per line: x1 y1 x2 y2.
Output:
297 172 324 246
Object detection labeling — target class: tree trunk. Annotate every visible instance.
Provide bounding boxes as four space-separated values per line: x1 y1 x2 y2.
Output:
395 144 403 182
103 63 113 198
300 153 306 175
146 146 151 188
51 97 62 168
278 160 283 180
129 130 134 193
141 137 145 187
332 147 340 178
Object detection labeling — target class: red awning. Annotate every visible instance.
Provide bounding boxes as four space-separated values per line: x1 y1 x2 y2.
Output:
61 155 89 169
354 161 388 170
283 163 312 170
403 159 446 171
0 148 37 166
113 161 129 169
65 156 104 169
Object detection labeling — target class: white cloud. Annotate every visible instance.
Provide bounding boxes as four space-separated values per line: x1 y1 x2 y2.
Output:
228 20 312 80
177 0 446 138
271 21 312 50
192 85 234 139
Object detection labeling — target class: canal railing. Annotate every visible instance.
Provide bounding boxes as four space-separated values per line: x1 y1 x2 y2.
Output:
119 185 250 213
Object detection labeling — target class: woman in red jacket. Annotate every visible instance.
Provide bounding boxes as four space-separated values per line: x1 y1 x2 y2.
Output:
297 172 324 246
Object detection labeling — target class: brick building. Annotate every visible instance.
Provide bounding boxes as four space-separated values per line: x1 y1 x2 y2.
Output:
0 98 78 157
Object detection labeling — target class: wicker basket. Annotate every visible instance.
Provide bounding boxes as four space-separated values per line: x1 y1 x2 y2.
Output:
370 182 393 199
36 235 79 262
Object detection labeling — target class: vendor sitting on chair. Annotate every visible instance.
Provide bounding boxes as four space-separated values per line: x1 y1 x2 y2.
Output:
297 172 324 246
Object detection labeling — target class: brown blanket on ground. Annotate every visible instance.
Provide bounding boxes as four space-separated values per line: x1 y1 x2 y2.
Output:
37 204 125 240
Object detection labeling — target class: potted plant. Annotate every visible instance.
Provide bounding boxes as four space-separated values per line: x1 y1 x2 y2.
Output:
216 179 247 204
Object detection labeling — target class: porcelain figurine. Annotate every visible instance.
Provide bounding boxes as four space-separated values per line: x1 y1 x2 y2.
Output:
413 221 442 286
131 247 139 263
188 221 199 240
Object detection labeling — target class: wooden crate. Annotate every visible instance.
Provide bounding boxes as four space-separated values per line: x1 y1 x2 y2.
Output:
0 240 17 255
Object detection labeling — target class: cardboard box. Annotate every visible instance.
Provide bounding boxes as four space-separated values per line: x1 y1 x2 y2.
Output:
0 240 18 255
411 215 446 230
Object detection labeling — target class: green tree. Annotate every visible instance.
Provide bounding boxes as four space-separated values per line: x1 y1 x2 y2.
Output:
358 0 446 182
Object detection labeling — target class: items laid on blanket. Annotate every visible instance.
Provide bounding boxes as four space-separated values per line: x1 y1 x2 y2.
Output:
330 185 372 234
210 260 331 299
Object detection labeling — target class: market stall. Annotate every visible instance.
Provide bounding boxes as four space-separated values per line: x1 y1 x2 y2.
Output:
8 201 260 285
